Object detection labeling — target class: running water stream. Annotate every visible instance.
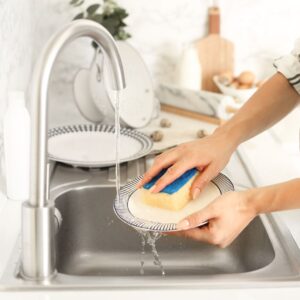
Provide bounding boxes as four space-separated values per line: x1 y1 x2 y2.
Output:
114 91 121 204
136 230 165 276
114 91 165 276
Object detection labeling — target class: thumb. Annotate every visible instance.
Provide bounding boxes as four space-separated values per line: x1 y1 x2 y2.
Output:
191 164 219 199
177 206 214 230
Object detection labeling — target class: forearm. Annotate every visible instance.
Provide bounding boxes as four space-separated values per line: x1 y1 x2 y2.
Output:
215 72 300 147
246 179 300 214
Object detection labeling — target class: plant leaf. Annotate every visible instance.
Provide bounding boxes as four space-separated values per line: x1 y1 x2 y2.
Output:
87 4 100 15
73 12 84 20
114 7 128 19
89 14 104 23
71 0 131 41
70 0 85 7
102 18 120 29
116 28 131 40
119 20 126 27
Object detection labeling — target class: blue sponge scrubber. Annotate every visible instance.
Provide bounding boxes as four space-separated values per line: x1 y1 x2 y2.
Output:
142 168 198 211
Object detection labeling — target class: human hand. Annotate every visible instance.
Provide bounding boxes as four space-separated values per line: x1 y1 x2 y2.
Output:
169 191 256 248
137 132 237 199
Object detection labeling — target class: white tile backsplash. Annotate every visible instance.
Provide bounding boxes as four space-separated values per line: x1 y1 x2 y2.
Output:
36 0 300 86
117 0 300 82
2 0 300 127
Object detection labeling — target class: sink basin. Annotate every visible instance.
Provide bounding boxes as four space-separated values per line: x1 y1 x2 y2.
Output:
1 153 300 290
55 186 274 277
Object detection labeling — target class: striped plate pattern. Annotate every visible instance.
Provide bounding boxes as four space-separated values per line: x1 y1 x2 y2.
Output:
113 173 234 232
48 124 153 168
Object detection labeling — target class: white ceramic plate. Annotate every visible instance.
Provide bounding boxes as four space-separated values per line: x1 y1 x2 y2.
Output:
73 68 104 123
115 41 155 128
114 173 234 232
48 124 153 168
92 41 155 128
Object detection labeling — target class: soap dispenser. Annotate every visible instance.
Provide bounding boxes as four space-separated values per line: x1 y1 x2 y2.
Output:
3 91 30 201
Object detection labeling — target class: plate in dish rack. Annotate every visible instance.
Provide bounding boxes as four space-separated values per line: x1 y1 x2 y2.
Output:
48 124 152 168
113 173 234 232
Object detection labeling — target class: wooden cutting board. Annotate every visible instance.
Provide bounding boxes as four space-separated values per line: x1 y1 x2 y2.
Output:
196 6 234 92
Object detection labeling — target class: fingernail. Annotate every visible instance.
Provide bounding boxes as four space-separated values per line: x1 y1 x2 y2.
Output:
192 188 201 200
177 219 190 230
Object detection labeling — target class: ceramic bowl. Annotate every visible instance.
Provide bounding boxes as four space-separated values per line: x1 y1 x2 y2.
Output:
213 75 257 103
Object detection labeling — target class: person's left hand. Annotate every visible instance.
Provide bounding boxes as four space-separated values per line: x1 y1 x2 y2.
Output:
168 190 257 248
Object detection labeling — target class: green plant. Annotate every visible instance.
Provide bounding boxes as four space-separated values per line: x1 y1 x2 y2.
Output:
70 0 131 45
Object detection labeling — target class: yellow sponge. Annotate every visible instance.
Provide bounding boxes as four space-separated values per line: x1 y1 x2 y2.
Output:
141 168 198 211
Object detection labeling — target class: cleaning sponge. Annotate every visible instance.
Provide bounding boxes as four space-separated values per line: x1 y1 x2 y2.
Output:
141 168 198 211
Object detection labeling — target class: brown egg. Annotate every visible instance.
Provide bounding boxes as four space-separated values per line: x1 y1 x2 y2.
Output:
238 71 255 85
237 83 252 90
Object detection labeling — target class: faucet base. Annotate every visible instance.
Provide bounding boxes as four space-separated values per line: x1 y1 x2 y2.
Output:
20 202 56 281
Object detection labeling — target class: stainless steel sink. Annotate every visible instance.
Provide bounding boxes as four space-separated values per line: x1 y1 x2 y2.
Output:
1 152 300 290
55 186 274 277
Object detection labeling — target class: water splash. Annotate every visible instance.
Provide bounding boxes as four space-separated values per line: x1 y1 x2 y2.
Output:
136 229 166 276
139 232 146 275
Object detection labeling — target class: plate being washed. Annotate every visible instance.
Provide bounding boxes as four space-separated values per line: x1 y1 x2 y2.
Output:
48 124 152 168
114 173 234 232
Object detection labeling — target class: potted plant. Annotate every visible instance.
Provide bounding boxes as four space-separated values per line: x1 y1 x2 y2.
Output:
70 0 131 81
70 0 131 47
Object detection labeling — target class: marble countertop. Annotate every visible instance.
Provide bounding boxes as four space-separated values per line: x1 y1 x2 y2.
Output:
1 110 300 298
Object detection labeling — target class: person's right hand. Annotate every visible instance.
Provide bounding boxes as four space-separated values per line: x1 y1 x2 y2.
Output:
169 190 257 248
137 131 238 199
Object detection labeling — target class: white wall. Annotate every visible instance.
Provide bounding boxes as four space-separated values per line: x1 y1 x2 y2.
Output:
2 0 300 127
117 0 300 83
48 0 300 84
1 0 299 190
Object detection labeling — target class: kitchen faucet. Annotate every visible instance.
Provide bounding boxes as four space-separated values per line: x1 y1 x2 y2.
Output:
21 20 125 280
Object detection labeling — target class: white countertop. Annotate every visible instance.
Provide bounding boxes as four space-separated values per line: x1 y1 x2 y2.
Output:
1 111 300 298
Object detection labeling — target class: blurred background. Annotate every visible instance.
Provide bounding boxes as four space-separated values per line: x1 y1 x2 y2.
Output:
1 0 300 161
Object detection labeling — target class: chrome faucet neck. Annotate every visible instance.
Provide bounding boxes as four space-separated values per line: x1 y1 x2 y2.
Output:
21 20 125 280
29 20 125 208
